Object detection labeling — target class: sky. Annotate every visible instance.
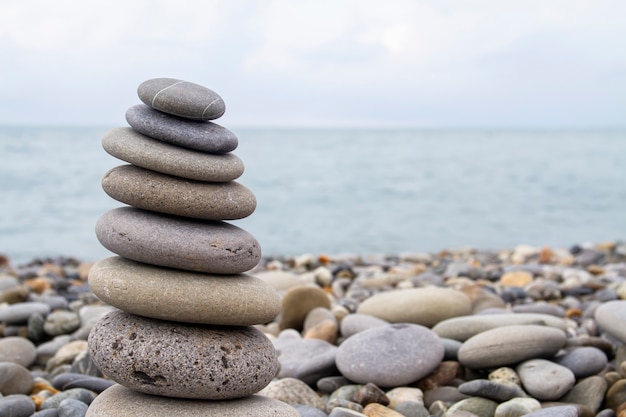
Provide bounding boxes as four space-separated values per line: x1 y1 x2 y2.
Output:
0 0 624 128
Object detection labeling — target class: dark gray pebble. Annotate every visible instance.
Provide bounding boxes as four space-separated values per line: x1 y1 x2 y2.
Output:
40 388 97 410
458 379 526 402
317 376 350 394
52 373 115 393
0 394 36 417
554 347 608 378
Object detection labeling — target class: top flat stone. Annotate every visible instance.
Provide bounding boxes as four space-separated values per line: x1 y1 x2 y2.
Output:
137 78 225 120
126 105 237 154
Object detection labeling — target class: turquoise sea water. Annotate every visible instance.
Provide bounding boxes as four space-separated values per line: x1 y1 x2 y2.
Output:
1 126 625 264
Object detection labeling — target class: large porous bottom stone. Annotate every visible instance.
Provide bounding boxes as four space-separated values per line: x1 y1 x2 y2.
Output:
86 384 299 417
88 311 279 400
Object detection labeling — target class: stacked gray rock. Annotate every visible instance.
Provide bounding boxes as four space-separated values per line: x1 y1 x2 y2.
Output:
86 78 297 416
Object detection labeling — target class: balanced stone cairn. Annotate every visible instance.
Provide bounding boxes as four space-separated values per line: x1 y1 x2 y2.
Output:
85 78 298 416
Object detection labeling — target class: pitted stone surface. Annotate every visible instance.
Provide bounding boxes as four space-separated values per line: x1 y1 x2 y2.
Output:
457 325 566 369
86 384 299 416
95 207 261 274
89 257 280 325
88 311 279 400
102 127 243 181
126 105 237 153
137 78 225 120
102 165 256 220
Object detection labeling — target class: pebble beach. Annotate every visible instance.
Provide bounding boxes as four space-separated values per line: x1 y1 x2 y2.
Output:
1 240 626 417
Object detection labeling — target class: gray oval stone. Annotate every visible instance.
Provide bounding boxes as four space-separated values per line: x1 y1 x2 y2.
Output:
553 347 608 378
43 311 81 336
458 325 566 370
102 165 256 220
0 362 33 395
274 337 338 385
88 310 279 399
356 288 471 327
95 207 261 274
0 301 50 324
58 398 88 417
0 394 36 417
89 257 280 325
102 127 243 180
137 78 226 120
432 313 568 342
458 379 526 402
86 384 299 417
126 104 238 153
0 336 37 367
516 359 575 401
335 323 444 387
595 300 626 344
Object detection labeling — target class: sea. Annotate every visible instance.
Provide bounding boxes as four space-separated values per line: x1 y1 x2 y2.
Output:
1 126 625 265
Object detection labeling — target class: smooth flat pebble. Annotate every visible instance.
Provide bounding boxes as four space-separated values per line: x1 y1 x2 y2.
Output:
102 165 256 220
280 285 332 330
457 325 566 369
89 256 280 325
102 127 243 181
86 384 299 417
0 362 33 395
137 78 226 120
95 207 261 274
340 313 389 338
553 346 608 378
595 300 626 344
274 337 339 385
0 394 36 417
516 359 575 401
52 373 116 394
522 405 578 417
88 310 278 400
0 336 37 366
432 313 567 342
335 323 444 387
458 379 526 402
0 301 50 324
494 397 541 417
356 287 471 327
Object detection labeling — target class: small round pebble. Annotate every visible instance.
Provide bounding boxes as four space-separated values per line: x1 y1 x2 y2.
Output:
553 346 608 378
261 378 325 410
0 362 33 395
516 359 575 401
335 323 444 387
0 336 37 367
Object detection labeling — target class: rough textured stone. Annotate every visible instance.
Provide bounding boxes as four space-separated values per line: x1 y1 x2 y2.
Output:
432 313 568 342
102 165 256 220
458 325 566 369
261 377 325 410
95 207 261 274
0 362 33 395
102 127 243 181
335 323 444 387
86 384 299 417
89 256 280 325
88 310 278 399
280 285 331 330
356 287 471 327
516 359 575 401
137 78 226 120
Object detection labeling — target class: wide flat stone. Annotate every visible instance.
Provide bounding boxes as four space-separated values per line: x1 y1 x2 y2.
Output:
102 165 256 220
356 287 471 327
126 105 237 153
457 325 566 370
95 207 261 274
335 323 444 387
137 78 225 120
102 127 243 181
432 313 568 342
89 256 280 325
88 311 279 400
86 384 299 416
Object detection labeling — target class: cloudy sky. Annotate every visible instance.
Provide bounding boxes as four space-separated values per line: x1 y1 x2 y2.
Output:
0 0 624 128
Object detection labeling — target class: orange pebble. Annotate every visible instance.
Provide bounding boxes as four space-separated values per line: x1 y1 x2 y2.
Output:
318 254 331 264
31 381 60 395
23 277 52 294
565 308 583 318
539 247 555 263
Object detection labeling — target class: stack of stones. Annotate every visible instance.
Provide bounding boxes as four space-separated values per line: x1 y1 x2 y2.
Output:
85 78 298 416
